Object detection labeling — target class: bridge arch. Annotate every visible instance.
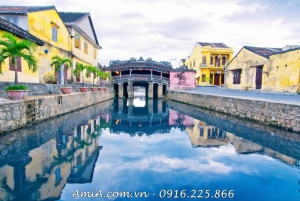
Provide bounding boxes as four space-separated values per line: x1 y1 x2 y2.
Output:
106 58 172 99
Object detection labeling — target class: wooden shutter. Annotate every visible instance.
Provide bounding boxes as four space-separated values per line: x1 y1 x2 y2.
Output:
210 56 213 65
84 42 88 54
202 56 206 64
94 48 96 59
75 34 81 49
9 58 21 72
222 57 226 65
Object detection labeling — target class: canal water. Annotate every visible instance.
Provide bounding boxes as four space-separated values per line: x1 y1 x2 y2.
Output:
0 98 299 201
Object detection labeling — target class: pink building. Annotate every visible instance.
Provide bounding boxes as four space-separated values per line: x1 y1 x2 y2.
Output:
169 69 196 90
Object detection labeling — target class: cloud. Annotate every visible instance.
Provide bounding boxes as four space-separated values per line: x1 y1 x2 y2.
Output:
3 0 300 67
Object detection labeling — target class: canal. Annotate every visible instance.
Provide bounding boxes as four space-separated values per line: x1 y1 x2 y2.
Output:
0 98 299 201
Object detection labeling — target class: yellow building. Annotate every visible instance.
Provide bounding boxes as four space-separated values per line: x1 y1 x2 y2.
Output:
0 6 101 85
184 42 234 86
59 12 101 84
0 18 44 83
185 119 229 148
225 45 300 93
0 5 72 84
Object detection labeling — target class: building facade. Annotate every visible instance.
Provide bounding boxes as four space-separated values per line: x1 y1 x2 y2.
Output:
0 18 44 83
225 45 300 93
59 12 101 84
185 42 234 86
0 6 101 85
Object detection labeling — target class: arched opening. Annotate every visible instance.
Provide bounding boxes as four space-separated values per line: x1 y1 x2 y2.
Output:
163 84 167 96
153 99 158 114
123 82 128 98
113 84 119 98
153 83 158 98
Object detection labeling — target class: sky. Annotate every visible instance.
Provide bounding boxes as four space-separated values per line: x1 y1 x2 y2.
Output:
1 0 300 67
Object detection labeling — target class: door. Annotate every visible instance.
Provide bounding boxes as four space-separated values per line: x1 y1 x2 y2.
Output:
214 74 220 85
255 67 263 89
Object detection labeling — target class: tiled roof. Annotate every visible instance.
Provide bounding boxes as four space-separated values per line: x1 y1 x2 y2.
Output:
181 59 186 63
197 42 229 48
0 5 56 14
59 12 99 46
58 12 88 23
244 46 282 58
0 18 44 46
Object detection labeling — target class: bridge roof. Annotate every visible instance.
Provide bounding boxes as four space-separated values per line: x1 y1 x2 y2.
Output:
107 58 174 72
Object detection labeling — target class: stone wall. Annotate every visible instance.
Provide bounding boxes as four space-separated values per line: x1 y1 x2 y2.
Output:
0 81 112 99
0 99 112 165
168 90 300 132
0 91 114 134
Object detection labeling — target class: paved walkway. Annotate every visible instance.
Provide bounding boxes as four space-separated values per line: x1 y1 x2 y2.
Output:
172 86 300 105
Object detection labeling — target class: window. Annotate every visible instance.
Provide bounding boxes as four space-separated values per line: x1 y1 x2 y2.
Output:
9 57 22 72
52 27 58 42
190 63 192 68
193 61 195 67
210 56 213 65
222 56 227 65
202 74 206 82
84 42 88 54
233 70 241 84
202 56 206 64
75 34 81 49
94 48 97 59
215 57 220 67
200 128 204 137
4 16 18 26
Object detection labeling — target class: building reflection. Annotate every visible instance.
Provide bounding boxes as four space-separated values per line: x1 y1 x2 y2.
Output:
0 112 109 201
111 99 300 167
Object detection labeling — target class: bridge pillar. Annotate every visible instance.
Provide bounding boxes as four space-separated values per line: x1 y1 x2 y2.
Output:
148 82 153 99
148 99 153 114
128 82 134 99
118 83 124 98
128 99 133 115
158 84 163 98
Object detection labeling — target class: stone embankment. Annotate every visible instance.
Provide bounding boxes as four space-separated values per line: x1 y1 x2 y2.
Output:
0 91 114 134
168 90 300 133
0 82 111 99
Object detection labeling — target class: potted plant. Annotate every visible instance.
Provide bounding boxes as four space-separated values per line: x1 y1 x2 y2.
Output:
0 32 38 100
98 70 111 91
86 65 99 91
50 56 72 94
73 62 89 92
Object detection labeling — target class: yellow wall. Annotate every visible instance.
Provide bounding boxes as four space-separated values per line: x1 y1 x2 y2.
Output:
71 27 99 84
27 9 72 83
226 48 268 90
226 48 300 93
263 49 300 93
0 30 40 83
185 43 233 86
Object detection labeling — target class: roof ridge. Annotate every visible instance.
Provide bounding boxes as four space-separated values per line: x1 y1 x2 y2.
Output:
0 17 44 46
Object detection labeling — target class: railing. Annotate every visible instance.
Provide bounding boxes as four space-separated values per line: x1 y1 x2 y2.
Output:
112 74 169 82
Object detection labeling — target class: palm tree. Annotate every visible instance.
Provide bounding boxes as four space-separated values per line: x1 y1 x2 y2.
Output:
0 32 38 85
73 62 90 87
50 56 72 87
86 66 99 87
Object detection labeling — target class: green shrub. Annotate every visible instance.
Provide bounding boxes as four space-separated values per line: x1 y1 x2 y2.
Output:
5 85 30 91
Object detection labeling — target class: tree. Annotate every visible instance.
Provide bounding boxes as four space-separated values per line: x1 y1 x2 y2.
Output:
73 62 90 87
0 32 38 85
86 66 99 87
50 56 72 87
98 70 111 86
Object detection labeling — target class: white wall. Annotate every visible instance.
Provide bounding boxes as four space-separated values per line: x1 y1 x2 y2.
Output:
0 14 28 30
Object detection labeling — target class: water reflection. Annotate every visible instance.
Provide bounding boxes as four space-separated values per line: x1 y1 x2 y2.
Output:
0 99 299 200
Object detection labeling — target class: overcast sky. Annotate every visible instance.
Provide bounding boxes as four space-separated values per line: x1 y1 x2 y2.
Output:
2 0 300 67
